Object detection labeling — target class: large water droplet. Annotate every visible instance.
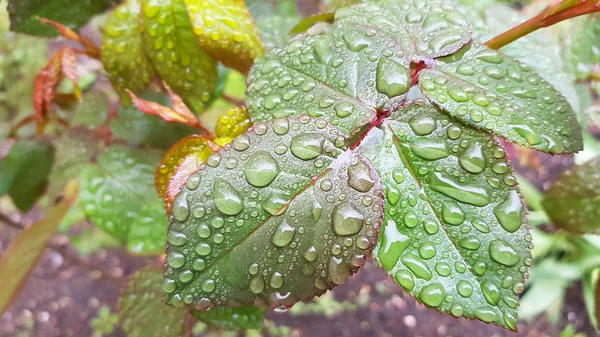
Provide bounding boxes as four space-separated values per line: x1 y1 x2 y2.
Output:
376 58 410 98
262 192 289 215
347 160 375 192
173 191 190 222
270 272 284 288
271 220 296 247
394 270 415 291
459 143 486 174
418 283 444 307
378 220 410 270
167 251 185 268
409 115 437 136
343 30 370 52
489 239 520 266
458 235 481 250
457 280 473 298
249 276 264 293
429 172 490 206
328 256 351 284
441 201 465 226
291 134 325 160
213 179 244 215
304 246 318 261
494 190 523 233
331 202 365 236
401 253 432 280
481 281 500 305
245 151 280 187
410 140 450 160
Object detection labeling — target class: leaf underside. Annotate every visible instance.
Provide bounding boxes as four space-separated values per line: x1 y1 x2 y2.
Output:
164 116 384 310
357 101 531 330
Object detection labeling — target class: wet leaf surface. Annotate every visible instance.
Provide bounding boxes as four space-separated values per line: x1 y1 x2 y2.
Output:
357 101 531 330
191 305 265 330
164 116 384 310
543 156 600 234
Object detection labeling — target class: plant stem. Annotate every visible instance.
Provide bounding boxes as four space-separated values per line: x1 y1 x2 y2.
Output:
485 0 600 50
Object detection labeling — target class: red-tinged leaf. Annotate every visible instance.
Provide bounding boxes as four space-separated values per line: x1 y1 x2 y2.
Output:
37 17 100 58
33 48 81 135
156 136 214 212
127 86 203 129
0 180 78 314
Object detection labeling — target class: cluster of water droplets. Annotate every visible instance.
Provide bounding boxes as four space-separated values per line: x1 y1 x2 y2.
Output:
164 116 384 311
358 101 530 329
419 43 580 153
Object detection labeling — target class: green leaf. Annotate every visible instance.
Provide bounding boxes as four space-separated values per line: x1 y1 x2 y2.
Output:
0 188 75 313
246 0 301 50
357 101 530 330
7 0 113 37
140 0 218 113
191 306 265 330
247 0 471 137
110 103 199 149
47 127 100 200
562 16 600 80
102 0 155 103
119 267 187 337
164 116 384 310
184 0 265 74
542 156 600 234
79 144 168 254
419 43 582 154
0 140 54 211
583 269 599 331
70 91 110 129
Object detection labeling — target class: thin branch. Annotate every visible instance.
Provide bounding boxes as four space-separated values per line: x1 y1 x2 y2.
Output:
0 211 122 283
485 0 600 50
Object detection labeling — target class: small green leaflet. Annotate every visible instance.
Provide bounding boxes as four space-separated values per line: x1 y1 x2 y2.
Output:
119 267 188 337
357 101 530 330
79 145 168 254
164 116 384 310
191 306 265 330
419 43 583 154
542 156 600 234
247 0 470 137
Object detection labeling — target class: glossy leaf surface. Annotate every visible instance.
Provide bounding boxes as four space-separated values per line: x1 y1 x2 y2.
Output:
191 306 265 330
140 0 218 113
419 43 582 154
542 156 600 234
184 0 264 74
0 181 77 314
7 0 113 37
246 0 470 137
357 101 531 329
119 267 187 337
102 0 155 103
79 145 168 254
164 116 384 310
0 140 54 211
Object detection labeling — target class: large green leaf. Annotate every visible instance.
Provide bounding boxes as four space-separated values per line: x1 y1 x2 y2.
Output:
191 306 265 330
419 43 582 154
247 0 471 137
140 0 218 113
357 101 531 330
119 267 188 337
102 0 155 103
164 116 384 310
542 156 600 234
7 0 114 37
0 140 54 211
246 0 301 50
562 16 600 80
79 145 168 254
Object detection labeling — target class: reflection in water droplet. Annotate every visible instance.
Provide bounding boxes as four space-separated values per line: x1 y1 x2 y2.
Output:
213 179 244 215
347 160 375 192
331 202 365 236
271 220 296 247
245 151 280 187
376 58 410 98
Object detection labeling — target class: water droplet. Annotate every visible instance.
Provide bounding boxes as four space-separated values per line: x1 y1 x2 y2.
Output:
168 231 188 246
471 219 490 233
270 272 284 288
291 134 325 160
304 246 318 262
245 151 280 187
271 220 296 247
409 115 437 136
418 283 444 307
458 235 481 250
213 180 244 215
394 270 415 291
481 282 500 305
401 253 432 280
249 276 264 293
494 190 523 233
403 211 419 228
343 30 370 52
376 58 410 98
167 252 185 268
513 123 543 146
335 102 354 118
347 160 375 192
378 220 410 270
459 143 486 174
332 202 365 236
201 279 215 292
262 192 289 215
441 201 465 226
197 224 211 238
418 242 437 260
173 192 190 222
410 140 450 160
435 262 451 277
429 172 490 206
192 258 206 271
457 280 473 298
329 256 351 284
489 239 520 266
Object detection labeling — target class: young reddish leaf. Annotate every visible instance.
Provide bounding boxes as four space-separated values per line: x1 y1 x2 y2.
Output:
156 135 214 212
119 267 188 337
164 116 384 310
37 17 100 58
543 156 600 234
0 180 78 314
215 107 253 138
127 86 205 130
140 0 218 113
184 0 265 74
101 0 155 103
33 47 80 135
